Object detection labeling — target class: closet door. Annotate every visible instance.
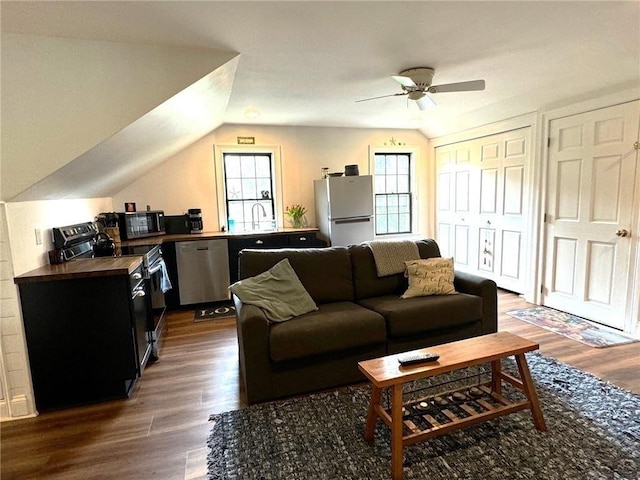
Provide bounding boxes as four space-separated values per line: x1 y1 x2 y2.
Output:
436 127 531 294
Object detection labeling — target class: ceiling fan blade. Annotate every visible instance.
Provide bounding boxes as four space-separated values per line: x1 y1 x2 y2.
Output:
355 92 407 103
415 95 436 110
391 75 417 89
428 79 485 93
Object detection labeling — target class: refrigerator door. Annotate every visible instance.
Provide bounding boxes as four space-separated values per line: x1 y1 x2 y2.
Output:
330 216 375 246
328 176 373 219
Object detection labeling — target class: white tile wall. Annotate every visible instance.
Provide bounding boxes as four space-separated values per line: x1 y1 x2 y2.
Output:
0 202 35 419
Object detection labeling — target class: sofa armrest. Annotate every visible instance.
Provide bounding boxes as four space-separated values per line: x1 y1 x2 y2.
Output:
454 271 498 335
233 294 273 403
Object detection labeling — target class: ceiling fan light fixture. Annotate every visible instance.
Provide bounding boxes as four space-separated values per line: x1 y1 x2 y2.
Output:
407 90 425 101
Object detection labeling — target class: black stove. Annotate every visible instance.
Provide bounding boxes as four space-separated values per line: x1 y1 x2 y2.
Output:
52 222 171 361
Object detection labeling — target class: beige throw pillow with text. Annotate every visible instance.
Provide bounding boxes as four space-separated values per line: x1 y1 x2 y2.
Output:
401 257 456 298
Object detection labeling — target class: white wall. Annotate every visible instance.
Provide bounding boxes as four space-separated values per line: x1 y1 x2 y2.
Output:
0 198 113 420
113 124 433 237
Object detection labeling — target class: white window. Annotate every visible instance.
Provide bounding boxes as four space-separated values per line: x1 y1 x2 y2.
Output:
370 146 418 236
214 145 283 232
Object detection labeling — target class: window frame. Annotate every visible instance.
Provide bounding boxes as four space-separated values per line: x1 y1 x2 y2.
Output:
369 145 420 237
214 144 284 231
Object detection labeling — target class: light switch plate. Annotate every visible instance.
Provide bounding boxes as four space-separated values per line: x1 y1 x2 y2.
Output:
34 228 43 245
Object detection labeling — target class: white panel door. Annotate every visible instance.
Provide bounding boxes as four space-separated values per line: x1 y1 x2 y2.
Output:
543 100 639 330
435 127 531 293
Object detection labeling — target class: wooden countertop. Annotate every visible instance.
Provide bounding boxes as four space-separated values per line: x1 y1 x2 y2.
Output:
121 227 320 247
15 228 319 283
14 256 144 284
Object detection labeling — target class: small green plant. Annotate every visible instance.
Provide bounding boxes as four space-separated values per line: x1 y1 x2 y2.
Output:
285 204 307 228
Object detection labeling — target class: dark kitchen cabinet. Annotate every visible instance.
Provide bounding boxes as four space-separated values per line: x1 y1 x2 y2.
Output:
227 232 321 284
16 262 148 411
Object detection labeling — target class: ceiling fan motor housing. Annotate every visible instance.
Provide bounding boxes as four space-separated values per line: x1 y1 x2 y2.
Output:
399 67 435 89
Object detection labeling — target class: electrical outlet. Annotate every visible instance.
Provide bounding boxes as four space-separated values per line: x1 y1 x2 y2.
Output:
34 228 43 245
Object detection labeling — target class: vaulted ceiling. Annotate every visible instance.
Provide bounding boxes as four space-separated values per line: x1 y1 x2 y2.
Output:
2 1 639 201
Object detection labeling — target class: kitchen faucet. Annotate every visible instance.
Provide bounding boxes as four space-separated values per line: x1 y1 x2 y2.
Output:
251 203 267 230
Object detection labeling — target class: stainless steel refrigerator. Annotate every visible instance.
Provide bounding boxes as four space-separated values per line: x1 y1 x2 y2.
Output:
314 175 375 246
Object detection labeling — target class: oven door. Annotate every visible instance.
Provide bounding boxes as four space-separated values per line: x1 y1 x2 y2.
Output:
147 260 167 359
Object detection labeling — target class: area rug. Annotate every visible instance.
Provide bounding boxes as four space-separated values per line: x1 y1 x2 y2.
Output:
207 353 640 479
194 302 236 322
506 306 638 348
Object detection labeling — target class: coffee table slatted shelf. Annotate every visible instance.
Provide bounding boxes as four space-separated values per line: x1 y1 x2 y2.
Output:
381 384 530 445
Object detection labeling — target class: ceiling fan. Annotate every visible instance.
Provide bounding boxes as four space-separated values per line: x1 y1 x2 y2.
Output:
356 67 485 110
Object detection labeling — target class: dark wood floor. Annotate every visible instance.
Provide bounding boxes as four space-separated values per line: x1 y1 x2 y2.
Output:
1 290 638 479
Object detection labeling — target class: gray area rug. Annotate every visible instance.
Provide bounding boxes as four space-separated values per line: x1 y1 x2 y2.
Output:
207 353 640 479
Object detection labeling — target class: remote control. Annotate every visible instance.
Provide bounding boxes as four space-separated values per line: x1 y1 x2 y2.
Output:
397 352 440 366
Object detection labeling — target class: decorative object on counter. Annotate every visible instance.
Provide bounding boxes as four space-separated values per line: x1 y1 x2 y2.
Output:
284 203 307 229
261 190 271 199
228 218 236 232
321 167 329 179
344 164 359 176
125 202 136 212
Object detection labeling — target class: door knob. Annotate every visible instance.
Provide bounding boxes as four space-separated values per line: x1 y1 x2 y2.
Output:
615 229 629 237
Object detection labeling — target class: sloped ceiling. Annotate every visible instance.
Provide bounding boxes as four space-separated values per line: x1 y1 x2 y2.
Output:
10 56 239 201
1 32 238 201
2 1 639 201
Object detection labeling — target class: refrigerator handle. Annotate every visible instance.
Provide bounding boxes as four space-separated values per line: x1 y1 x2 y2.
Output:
335 217 372 225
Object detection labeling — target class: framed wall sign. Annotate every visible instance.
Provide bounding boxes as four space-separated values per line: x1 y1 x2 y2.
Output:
237 136 255 145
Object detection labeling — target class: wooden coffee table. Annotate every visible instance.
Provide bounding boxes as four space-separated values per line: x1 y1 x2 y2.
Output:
358 332 547 480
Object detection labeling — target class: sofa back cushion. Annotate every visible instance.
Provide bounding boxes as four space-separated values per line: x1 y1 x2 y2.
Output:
238 247 353 304
349 239 441 300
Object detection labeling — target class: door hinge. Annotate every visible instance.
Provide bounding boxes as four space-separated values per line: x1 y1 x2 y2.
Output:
547 137 551 148
634 140 640 150
543 213 548 223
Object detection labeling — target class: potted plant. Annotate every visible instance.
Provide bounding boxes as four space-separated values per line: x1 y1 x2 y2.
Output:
285 204 307 228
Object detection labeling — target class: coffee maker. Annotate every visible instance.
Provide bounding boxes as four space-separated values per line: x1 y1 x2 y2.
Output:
188 209 203 233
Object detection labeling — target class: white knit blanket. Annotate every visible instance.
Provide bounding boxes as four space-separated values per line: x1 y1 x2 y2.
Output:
368 240 420 277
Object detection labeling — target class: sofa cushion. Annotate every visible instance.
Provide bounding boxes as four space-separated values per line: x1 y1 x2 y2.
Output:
349 239 442 300
229 258 318 322
239 247 354 304
401 257 456 298
358 293 483 338
269 302 386 362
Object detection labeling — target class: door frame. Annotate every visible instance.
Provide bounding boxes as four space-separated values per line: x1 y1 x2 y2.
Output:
537 87 640 335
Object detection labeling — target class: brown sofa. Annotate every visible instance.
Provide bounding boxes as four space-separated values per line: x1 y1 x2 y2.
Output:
233 239 497 403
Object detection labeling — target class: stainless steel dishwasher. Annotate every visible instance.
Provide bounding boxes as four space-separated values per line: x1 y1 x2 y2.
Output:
176 239 230 305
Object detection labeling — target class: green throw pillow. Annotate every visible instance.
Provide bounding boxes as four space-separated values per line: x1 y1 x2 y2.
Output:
229 258 318 322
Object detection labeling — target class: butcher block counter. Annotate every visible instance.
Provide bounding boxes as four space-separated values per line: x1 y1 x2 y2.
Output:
15 255 148 411
14 256 143 283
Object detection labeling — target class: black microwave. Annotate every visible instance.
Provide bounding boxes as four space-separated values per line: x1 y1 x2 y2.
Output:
118 211 166 240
